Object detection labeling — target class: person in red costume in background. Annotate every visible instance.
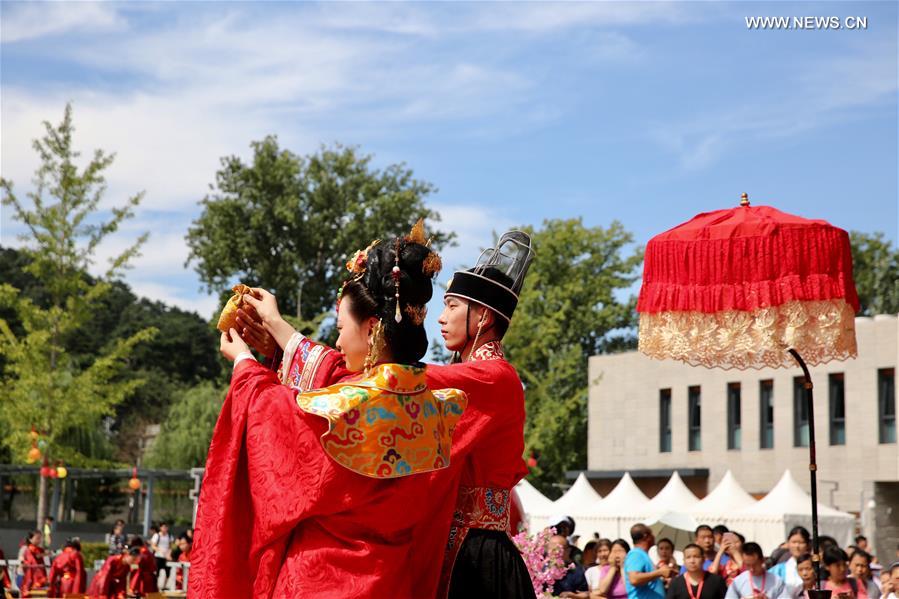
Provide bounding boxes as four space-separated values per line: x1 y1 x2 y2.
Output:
87 547 140 599
174 534 191 590
20 530 48 597
190 228 468 598
48 537 87 596
0 548 11 591
127 535 158 596
239 230 537 598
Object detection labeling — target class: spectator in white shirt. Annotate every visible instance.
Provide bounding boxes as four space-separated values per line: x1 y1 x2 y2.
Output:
725 543 786 599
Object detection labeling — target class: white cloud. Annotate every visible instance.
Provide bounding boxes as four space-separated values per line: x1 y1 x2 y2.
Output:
649 44 897 170
0 2 125 44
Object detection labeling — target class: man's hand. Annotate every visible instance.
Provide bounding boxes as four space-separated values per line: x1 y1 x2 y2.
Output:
236 309 273 358
220 328 250 362
657 564 672 579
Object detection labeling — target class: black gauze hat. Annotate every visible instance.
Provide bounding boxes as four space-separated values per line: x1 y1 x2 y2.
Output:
445 231 535 322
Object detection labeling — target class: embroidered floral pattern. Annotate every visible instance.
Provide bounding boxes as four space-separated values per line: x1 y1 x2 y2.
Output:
638 299 858 370
295 363 467 479
472 340 505 361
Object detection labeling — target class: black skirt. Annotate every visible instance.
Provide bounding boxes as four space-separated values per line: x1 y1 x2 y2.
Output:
447 528 537 599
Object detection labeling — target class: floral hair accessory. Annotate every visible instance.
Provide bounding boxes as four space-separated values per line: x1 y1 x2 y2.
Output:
346 239 381 277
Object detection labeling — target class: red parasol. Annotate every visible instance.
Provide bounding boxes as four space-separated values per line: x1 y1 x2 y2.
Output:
637 193 859 596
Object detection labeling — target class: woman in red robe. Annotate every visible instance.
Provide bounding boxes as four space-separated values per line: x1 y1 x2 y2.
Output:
48 538 87 596
87 548 139 599
174 536 191 590
240 231 537 598
20 530 48 597
190 232 467 598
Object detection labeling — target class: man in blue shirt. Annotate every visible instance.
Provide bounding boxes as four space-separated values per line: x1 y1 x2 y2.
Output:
624 524 671 599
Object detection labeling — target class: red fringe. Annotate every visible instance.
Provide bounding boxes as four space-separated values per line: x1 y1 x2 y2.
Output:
638 222 859 314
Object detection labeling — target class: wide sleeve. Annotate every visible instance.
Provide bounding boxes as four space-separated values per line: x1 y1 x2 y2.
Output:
279 332 352 391
86 557 111 598
48 556 61 597
75 553 87 592
190 360 361 598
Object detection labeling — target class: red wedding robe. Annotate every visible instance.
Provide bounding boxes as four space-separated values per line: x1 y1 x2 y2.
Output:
48 546 87 596
129 546 158 595
87 555 130 599
20 543 48 596
267 335 529 599
189 359 465 598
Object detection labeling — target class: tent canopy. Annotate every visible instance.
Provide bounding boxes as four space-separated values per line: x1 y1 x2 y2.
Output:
515 478 555 516
552 472 603 517
740 470 852 518
690 470 756 517
594 472 650 515
647 471 699 514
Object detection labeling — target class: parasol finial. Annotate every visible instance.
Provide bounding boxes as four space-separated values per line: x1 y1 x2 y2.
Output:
740 192 750 207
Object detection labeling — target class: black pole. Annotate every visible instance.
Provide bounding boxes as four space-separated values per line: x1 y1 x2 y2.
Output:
788 349 831 599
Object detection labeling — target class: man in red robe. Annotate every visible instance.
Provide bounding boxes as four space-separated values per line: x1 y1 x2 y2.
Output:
87 548 139 599
20 531 48 597
0 548 11 590
48 538 87 596
127 536 158 596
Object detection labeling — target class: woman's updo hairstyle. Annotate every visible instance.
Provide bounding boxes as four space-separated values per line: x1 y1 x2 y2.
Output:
340 221 441 365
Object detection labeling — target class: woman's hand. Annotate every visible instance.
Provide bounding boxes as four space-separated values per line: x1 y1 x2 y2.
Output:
244 288 282 326
220 328 250 362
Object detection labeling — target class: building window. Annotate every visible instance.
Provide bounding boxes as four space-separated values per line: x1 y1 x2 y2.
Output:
879 368 896 444
659 389 672 453
727 383 741 450
829 373 846 446
688 386 701 451
794 376 809 447
760 379 774 449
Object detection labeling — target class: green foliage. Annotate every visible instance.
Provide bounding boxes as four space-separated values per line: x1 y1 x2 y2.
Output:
80 541 109 565
503 219 643 497
186 138 454 326
850 231 899 316
144 382 227 470
0 103 156 468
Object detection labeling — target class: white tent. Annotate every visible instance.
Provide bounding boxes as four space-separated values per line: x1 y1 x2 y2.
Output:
689 470 757 522
644 472 701 549
515 478 555 530
647 471 700 514
551 472 603 517
574 472 652 538
726 470 854 553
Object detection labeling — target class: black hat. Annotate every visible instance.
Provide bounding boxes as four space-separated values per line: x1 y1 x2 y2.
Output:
445 231 534 322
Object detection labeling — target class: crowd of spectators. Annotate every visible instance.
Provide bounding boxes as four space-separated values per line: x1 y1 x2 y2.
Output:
550 518 899 599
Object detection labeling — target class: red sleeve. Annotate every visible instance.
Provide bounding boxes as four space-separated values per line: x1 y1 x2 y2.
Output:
75 553 87 593
87 557 112 597
189 360 356 598
280 335 352 391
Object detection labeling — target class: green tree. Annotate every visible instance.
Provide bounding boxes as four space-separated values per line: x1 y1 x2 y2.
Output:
186 138 454 325
504 219 643 497
850 231 899 316
0 104 156 523
144 383 226 470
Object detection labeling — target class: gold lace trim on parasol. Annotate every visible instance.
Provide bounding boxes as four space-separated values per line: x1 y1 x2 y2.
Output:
638 299 857 370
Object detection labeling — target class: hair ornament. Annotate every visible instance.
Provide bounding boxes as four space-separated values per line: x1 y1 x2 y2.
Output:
346 239 381 278
407 218 428 245
393 238 402 323
422 251 442 277
404 304 427 325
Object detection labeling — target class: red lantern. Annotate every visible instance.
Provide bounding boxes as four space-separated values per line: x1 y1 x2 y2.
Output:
40 465 52 478
49 466 58 479
128 467 141 491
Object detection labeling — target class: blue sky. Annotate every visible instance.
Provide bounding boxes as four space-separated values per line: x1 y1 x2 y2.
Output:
2 1 896 327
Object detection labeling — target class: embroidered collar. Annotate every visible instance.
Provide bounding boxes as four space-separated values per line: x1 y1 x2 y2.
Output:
350 363 427 395
471 340 505 361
